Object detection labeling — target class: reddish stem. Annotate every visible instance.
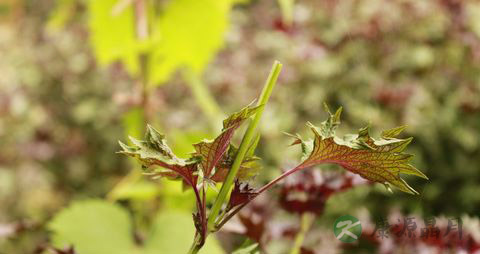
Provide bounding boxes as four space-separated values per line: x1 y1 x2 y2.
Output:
192 185 207 247
256 164 304 194
201 185 207 243
215 164 304 230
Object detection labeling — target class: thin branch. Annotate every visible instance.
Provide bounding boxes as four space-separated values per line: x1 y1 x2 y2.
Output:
214 164 303 230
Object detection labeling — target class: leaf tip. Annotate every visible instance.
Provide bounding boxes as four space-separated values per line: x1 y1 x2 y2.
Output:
283 132 303 146
334 106 343 122
382 125 408 139
118 140 126 148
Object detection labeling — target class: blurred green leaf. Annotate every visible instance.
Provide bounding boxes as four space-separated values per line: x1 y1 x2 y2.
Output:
86 0 238 85
123 107 146 138
144 210 224 254
159 178 196 211
87 0 140 74
48 200 136 254
170 130 212 158
49 200 224 254
110 180 159 201
148 0 235 85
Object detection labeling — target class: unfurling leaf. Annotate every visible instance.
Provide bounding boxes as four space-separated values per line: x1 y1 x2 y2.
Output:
118 103 263 189
118 124 199 188
228 181 258 209
193 103 263 180
290 104 427 194
211 144 261 182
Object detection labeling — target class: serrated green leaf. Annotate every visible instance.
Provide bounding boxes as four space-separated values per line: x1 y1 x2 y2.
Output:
118 125 200 188
381 125 408 139
119 104 263 187
290 105 428 194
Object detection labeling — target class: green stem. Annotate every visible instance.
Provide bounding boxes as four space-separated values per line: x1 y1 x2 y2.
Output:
289 213 314 254
188 245 201 254
187 234 202 254
214 164 303 230
207 61 283 232
184 71 224 128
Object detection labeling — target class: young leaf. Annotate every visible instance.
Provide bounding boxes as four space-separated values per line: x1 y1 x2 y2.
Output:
118 125 199 188
227 181 258 210
211 144 261 182
193 103 263 180
279 170 368 215
118 104 263 189
290 104 427 194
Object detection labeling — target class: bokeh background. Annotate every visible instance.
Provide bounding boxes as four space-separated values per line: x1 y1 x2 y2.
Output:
1 0 479 253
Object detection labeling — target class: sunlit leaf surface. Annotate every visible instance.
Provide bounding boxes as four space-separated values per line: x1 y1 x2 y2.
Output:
290 105 428 194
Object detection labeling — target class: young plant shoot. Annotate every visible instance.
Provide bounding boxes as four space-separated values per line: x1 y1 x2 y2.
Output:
118 61 427 254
